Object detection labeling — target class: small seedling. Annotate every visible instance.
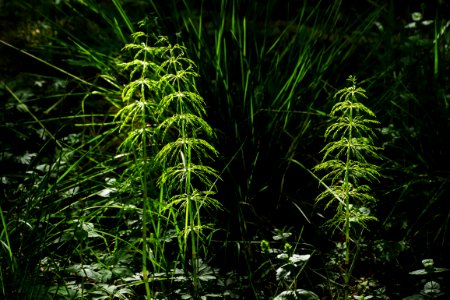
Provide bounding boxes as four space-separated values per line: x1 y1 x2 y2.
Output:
261 229 319 300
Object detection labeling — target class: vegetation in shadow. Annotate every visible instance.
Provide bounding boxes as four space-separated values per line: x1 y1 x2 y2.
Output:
1 0 449 299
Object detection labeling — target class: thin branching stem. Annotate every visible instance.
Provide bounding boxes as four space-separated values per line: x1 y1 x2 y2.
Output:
313 76 382 298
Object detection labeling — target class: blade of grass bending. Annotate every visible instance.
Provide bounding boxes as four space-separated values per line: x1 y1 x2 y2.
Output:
434 18 439 79
292 198 312 224
53 128 116 187
4 84 63 149
111 0 135 34
0 208 13 269
0 40 93 87
289 158 345 206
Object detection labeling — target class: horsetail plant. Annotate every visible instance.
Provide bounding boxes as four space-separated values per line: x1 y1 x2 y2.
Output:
115 27 221 298
154 34 222 297
312 76 382 298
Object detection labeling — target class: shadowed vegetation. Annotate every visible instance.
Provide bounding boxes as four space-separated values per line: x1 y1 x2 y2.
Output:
1 0 449 299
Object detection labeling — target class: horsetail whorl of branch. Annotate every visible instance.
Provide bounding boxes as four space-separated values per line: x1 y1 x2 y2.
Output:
314 75 382 231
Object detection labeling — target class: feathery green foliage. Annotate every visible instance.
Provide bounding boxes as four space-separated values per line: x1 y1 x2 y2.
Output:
314 76 381 229
116 27 221 298
313 75 382 298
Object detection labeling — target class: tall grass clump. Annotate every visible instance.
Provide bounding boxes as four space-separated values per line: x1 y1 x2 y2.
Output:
312 76 382 298
116 24 221 298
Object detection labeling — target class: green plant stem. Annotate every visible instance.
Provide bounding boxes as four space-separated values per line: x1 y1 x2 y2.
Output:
0 207 13 272
141 116 152 299
343 104 353 299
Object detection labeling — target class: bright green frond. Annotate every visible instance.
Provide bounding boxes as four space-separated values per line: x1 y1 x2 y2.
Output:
155 138 219 165
159 92 206 116
157 114 213 139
